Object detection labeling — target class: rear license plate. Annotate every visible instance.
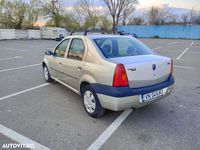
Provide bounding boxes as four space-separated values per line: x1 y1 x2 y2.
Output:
139 90 163 103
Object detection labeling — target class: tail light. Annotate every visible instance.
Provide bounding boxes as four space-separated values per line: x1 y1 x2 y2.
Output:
112 64 129 87
170 60 173 75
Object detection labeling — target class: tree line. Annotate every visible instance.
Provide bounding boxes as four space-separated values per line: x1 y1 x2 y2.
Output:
129 7 200 26
0 0 200 31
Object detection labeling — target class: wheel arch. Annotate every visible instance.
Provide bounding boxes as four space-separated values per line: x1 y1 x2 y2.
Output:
42 61 46 67
79 74 97 96
42 57 49 68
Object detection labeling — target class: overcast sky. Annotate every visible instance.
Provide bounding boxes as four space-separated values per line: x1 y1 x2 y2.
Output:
34 0 200 26
63 0 200 10
138 0 200 9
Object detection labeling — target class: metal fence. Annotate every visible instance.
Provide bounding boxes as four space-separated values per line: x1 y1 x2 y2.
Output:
117 25 200 39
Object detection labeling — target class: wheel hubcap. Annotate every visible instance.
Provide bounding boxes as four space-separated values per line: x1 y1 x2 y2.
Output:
84 90 96 113
44 67 49 80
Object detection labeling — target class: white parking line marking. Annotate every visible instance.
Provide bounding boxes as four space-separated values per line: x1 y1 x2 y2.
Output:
0 124 50 150
152 46 162 50
190 42 194 46
176 48 189 60
168 41 178 45
173 58 184 61
188 51 200 54
28 46 54 49
0 56 23 61
0 83 49 101
87 109 133 150
174 65 193 69
0 63 41 73
3 47 27 52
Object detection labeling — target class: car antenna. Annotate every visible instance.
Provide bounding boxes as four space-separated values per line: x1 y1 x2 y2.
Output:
69 31 74 36
84 30 88 36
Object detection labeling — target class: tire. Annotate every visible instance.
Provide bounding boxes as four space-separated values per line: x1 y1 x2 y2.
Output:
43 64 53 82
82 85 105 117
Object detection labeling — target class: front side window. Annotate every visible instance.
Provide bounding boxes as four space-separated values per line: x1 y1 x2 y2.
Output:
94 37 153 58
54 39 69 57
68 39 85 61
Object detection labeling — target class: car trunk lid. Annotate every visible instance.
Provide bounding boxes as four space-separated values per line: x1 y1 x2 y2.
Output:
109 55 171 88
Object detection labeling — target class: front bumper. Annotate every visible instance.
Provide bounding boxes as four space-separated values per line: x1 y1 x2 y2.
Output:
91 75 174 111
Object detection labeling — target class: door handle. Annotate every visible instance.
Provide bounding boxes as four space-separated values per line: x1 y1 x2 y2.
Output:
77 66 82 70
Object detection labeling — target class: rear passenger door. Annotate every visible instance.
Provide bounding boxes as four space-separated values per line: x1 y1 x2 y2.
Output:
61 38 86 92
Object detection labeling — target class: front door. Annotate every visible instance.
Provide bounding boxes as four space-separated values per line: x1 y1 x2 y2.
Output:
48 39 70 79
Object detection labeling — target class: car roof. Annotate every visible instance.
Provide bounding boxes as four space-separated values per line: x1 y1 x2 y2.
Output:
87 34 125 39
64 34 131 40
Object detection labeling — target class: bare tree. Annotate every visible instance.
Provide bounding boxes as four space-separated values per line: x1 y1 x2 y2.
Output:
74 0 100 28
188 8 196 24
181 8 199 25
25 0 40 28
147 6 171 25
195 11 200 24
84 15 100 29
99 16 112 30
59 14 81 31
181 13 189 24
128 16 144 25
38 0 63 27
0 0 28 29
75 0 97 18
103 0 138 32
0 0 5 28
165 13 179 24
121 3 136 25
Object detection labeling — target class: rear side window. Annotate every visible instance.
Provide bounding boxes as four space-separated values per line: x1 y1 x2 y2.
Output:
68 38 85 61
94 37 152 58
94 38 113 58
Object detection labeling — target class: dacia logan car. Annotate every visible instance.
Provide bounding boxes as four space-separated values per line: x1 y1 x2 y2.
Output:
42 33 174 117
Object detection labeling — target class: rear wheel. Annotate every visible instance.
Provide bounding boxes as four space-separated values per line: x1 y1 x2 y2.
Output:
43 64 53 82
82 85 105 117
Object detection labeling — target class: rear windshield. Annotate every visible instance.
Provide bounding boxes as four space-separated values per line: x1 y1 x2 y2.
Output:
93 37 153 58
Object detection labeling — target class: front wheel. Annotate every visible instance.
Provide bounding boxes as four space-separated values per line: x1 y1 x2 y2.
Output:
82 85 105 117
43 64 53 82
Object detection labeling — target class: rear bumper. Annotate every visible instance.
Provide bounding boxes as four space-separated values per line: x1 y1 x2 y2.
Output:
97 85 173 111
91 75 174 111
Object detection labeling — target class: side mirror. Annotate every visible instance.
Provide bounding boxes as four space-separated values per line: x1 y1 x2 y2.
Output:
45 50 54 56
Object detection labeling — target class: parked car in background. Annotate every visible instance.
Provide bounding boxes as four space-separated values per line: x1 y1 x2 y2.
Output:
41 27 67 40
117 30 138 38
42 32 174 117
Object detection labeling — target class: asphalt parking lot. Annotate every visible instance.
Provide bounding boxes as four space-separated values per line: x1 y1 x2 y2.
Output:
0 38 200 150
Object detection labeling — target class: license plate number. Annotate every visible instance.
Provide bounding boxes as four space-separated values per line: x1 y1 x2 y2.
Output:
139 90 163 102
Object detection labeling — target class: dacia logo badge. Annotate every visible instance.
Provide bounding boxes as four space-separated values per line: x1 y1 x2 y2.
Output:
152 64 156 71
